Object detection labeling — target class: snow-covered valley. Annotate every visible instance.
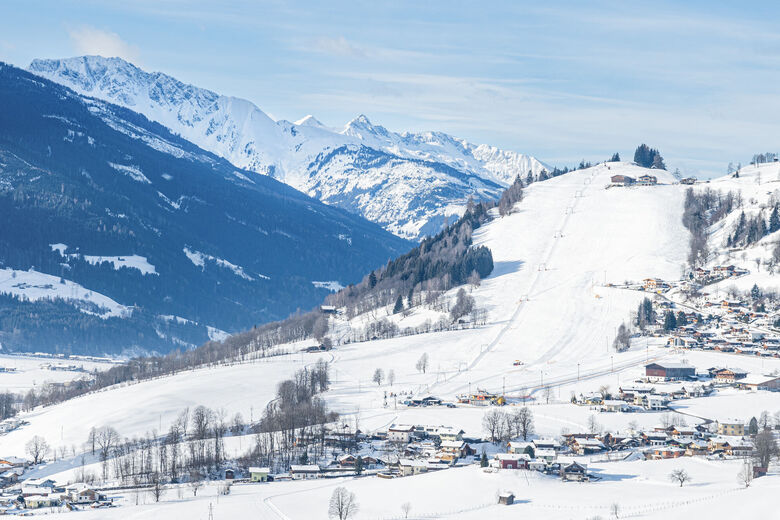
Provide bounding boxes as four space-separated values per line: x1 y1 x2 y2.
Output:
3 162 779 519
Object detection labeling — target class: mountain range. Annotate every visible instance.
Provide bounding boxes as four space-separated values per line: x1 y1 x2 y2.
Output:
0 62 409 355
29 56 548 239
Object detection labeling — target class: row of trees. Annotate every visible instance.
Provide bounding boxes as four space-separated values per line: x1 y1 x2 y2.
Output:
498 175 524 216
726 204 780 248
482 407 535 443
682 187 741 267
634 144 666 169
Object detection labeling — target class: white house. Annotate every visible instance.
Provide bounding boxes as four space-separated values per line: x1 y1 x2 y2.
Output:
388 424 415 443
290 465 320 480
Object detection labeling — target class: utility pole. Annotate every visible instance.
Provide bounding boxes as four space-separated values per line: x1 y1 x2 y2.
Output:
577 363 580 382
209 503 214 520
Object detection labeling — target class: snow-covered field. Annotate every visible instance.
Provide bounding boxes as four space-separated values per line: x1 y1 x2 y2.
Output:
19 458 779 520
0 354 115 394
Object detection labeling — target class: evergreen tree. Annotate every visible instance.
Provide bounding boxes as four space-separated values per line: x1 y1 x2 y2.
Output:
663 310 677 331
770 205 780 233
610 152 620 162
523 445 535 459
749 417 758 435
368 271 377 289
538 169 549 181
636 297 655 330
393 294 404 314
751 283 762 300
525 170 534 185
480 450 488 467
651 153 666 170
634 144 665 169
676 311 687 326
355 456 364 475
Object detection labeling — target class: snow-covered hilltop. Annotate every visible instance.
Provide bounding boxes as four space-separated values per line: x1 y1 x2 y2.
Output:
29 56 548 240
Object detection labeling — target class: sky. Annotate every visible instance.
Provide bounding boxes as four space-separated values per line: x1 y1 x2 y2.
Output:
1 0 780 177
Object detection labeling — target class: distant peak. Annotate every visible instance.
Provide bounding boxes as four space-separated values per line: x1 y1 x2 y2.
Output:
348 114 373 127
294 114 325 128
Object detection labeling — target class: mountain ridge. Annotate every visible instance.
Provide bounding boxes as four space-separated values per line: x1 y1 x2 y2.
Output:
0 61 410 354
29 55 549 240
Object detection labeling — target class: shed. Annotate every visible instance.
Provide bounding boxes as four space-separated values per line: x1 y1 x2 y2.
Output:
498 492 515 505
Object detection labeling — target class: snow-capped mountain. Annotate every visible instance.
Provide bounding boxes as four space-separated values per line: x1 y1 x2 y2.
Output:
29 56 549 240
0 62 409 354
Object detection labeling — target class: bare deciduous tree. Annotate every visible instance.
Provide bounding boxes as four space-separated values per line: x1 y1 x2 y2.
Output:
387 369 395 387
189 470 203 496
149 472 165 502
372 368 384 386
328 486 358 520
738 459 753 488
482 409 505 443
25 435 49 464
512 407 534 441
401 502 412 518
587 415 601 434
669 468 690 487
754 429 779 469
415 353 429 374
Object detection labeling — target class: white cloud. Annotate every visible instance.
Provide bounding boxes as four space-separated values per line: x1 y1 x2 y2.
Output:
312 36 366 57
68 26 141 63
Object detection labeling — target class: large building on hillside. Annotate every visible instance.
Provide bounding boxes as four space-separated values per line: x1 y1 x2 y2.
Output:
645 362 695 381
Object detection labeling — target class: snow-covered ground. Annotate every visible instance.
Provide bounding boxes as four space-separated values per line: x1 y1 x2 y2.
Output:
3 162 779 518
0 354 115 394
17 458 778 520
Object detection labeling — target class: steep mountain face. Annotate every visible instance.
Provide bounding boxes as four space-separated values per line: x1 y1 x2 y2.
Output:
0 62 410 355
29 56 548 240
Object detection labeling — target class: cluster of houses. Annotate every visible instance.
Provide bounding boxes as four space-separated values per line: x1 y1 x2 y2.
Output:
573 362 717 412
491 419 761 476
609 174 658 187
690 265 750 286
0 474 110 512
629 272 780 365
608 174 696 187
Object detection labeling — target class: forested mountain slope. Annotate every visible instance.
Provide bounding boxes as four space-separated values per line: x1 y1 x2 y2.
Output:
0 63 410 355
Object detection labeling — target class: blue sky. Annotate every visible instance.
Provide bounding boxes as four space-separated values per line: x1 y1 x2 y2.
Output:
2 1 779 176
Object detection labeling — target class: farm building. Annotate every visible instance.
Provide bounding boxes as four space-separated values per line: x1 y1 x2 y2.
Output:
644 362 695 381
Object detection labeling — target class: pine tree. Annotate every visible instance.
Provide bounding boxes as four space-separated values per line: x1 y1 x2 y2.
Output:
368 271 377 289
751 284 762 300
525 170 534 185
393 294 404 314
610 152 620 162
480 450 488 467
663 310 677 331
538 170 549 181
651 153 666 170
770 205 780 233
676 311 687 326
355 456 364 475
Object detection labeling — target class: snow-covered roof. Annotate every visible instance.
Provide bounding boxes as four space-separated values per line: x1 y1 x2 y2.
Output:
290 465 319 472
